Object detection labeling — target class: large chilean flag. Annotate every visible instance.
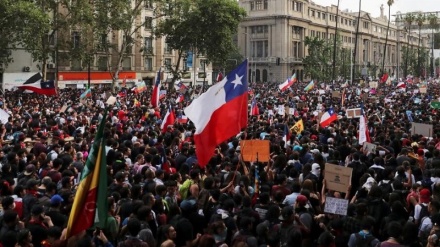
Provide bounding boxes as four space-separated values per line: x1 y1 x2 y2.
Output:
151 69 161 108
184 60 248 167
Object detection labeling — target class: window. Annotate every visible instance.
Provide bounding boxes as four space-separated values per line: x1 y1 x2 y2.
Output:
164 42 172 54
251 25 268 34
292 41 301 58
98 34 107 51
98 56 108 71
292 1 302 12
317 12 320 18
144 37 153 53
254 0 267 10
251 40 268 57
363 21 369 29
341 18 343 24
310 30 315 37
145 0 153 9
72 31 80 48
124 35 133 54
374 26 377 32
322 13 326 20
144 17 153 29
164 58 172 70
122 57 131 70
311 10 315 17
145 58 153 71
200 59 207 68
250 1 255 10
317 32 321 39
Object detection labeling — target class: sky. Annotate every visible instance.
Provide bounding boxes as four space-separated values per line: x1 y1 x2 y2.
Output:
311 0 439 20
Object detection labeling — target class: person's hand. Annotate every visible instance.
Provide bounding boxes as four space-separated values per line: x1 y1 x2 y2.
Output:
196 233 202 239
115 215 121 224
17 221 25 229
43 215 52 224
96 231 108 244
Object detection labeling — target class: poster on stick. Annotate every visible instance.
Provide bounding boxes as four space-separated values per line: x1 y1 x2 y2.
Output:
239 140 270 162
324 163 352 192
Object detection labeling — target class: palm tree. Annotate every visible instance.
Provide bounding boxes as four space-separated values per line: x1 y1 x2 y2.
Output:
352 0 361 83
428 14 439 77
331 0 340 81
404 13 415 77
381 0 394 77
416 13 426 77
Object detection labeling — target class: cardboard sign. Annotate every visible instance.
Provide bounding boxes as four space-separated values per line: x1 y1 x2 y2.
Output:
60 105 68 113
324 197 349 216
363 142 377 154
0 109 9 124
278 105 285 116
346 108 362 118
297 103 306 109
332 91 341 98
411 122 433 137
289 108 295 115
239 140 270 162
369 81 378 88
324 163 352 192
420 87 427 94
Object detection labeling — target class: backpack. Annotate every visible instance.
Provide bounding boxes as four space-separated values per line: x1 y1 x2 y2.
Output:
179 179 194 200
378 180 393 196
418 204 430 223
354 233 376 247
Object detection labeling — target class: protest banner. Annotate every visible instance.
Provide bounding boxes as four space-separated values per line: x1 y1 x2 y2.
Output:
346 108 362 119
363 142 377 154
239 140 270 162
419 87 427 94
324 197 349 216
411 122 433 137
332 91 341 98
325 163 352 192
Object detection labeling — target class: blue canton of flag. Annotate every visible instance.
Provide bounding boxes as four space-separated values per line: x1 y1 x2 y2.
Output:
406 111 413 122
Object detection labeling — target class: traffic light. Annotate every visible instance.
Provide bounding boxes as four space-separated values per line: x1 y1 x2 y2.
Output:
276 57 280 66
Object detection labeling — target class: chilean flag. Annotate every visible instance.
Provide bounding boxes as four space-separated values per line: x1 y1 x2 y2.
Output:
184 60 248 167
18 73 57 96
177 114 188 124
278 73 297 91
151 69 161 108
320 107 337 128
358 103 371 144
250 97 259 116
175 93 184 103
396 81 406 89
216 72 223 83
283 124 291 148
380 73 388 83
174 80 187 92
160 105 175 133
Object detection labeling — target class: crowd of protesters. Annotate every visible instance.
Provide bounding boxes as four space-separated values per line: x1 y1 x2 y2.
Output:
0 77 439 247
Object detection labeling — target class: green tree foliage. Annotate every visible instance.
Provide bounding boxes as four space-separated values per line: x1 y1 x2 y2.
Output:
154 0 246 83
0 0 50 68
303 36 332 81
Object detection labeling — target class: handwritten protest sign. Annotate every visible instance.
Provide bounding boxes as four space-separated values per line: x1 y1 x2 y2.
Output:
363 142 377 154
239 140 270 162
346 108 361 119
324 197 349 216
325 163 352 192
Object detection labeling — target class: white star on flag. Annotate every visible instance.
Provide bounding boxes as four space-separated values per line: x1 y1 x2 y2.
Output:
231 74 243 89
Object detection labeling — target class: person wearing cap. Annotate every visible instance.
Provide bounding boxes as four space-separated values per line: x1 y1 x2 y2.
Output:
22 179 40 219
415 188 432 226
27 205 53 247
17 164 38 187
45 195 67 228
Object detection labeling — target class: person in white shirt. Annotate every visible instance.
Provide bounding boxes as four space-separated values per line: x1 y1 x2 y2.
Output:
414 188 431 225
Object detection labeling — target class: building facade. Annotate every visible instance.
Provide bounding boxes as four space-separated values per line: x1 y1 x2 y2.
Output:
237 0 431 83
1 1 212 90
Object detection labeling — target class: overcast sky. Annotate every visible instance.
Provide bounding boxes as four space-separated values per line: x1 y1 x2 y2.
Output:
311 0 438 20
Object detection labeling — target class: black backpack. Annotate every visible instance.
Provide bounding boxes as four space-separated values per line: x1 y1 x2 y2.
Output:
354 233 376 247
418 204 430 223
378 180 393 196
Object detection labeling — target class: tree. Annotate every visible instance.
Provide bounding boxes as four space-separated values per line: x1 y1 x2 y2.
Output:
401 46 417 76
154 0 246 86
403 13 416 77
415 13 426 77
428 14 439 77
382 0 394 76
0 0 50 69
303 36 332 81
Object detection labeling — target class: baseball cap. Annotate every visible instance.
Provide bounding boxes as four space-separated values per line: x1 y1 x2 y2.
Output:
296 195 308 206
180 199 197 211
419 188 431 203
279 206 294 221
26 179 40 189
50 194 64 206
24 164 36 176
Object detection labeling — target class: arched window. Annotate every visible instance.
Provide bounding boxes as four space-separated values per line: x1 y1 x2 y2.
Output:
256 69 261 82
262 69 268 82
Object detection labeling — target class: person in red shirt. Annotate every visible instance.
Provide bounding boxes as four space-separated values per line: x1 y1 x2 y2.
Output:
118 106 127 121
1 196 23 220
